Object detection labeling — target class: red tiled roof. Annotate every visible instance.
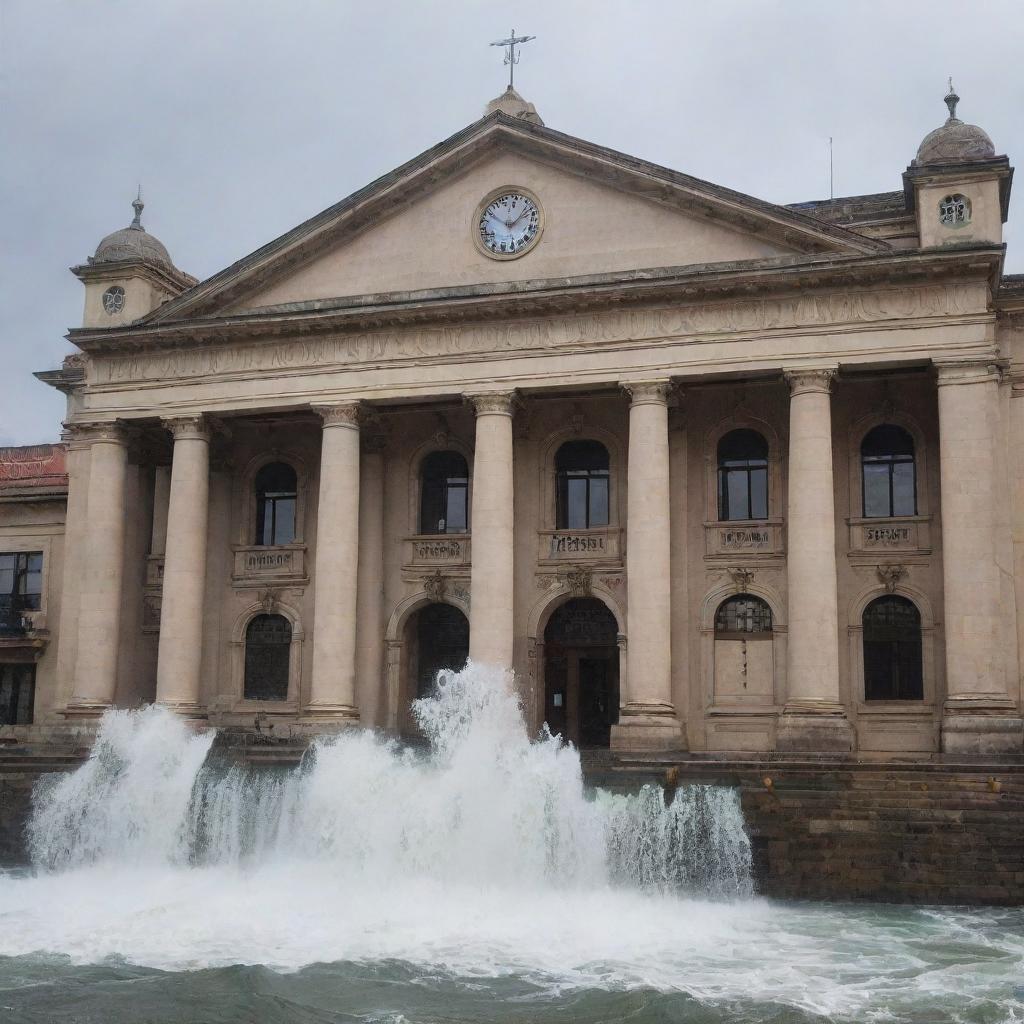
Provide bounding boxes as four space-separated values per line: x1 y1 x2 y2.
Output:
0 444 68 491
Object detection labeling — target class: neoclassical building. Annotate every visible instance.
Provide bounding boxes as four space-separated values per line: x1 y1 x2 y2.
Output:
2 85 1023 755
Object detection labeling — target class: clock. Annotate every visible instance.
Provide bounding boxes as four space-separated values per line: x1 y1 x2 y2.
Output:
475 187 542 259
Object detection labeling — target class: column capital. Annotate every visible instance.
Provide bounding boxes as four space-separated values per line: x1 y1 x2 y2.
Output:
934 358 1002 387
621 379 672 405
313 402 362 429
63 420 130 446
466 391 516 416
162 415 211 441
784 367 837 396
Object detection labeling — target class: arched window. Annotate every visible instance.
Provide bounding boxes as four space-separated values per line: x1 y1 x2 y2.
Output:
420 452 469 534
243 613 292 701
717 429 768 521
862 596 923 700
861 425 916 518
714 594 773 636
255 462 297 546
556 440 610 529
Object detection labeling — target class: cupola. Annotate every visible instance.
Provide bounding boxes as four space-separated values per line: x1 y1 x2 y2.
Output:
71 192 196 329
903 83 1012 249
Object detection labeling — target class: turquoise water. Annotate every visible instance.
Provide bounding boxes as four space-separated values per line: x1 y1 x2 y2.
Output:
0 665 1020 1023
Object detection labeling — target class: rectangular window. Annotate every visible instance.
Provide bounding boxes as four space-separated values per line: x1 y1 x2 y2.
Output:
0 664 35 725
588 477 609 528
726 470 749 522
0 552 43 632
863 464 891 518
892 463 916 517
445 482 468 532
567 477 588 530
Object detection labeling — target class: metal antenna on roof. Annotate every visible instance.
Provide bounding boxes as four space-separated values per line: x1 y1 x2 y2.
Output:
829 137 834 201
490 29 535 90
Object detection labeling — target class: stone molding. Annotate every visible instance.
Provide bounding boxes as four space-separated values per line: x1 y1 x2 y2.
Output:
85 279 988 387
466 391 516 416
621 379 671 405
784 367 837 396
313 402 362 428
934 358 1001 388
162 415 210 441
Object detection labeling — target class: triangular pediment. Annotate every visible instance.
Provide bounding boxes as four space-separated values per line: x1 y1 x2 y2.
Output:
146 114 889 324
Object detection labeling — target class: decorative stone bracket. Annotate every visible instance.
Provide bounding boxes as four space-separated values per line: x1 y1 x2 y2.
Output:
876 564 909 593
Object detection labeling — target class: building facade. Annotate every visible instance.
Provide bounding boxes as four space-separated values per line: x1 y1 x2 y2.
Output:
3 86 1023 755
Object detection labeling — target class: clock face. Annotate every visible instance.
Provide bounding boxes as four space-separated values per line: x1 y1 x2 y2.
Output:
477 190 541 258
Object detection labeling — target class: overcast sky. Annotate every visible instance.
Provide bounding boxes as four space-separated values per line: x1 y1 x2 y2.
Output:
2 0 1022 446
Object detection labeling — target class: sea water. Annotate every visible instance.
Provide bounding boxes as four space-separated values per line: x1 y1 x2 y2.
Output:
0 663 1020 1023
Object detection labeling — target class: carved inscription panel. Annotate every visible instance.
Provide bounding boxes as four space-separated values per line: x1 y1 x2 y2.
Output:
232 546 307 584
540 529 623 564
705 522 784 559
404 535 471 568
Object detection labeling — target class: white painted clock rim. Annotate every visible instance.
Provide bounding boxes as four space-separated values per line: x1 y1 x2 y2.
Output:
472 184 545 262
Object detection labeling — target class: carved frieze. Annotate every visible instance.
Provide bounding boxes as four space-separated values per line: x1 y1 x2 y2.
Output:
231 545 307 587
705 521 784 560
539 528 623 564
403 535 470 569
91 283 981 386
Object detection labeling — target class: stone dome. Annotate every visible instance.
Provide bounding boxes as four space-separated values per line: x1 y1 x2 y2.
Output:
92 196 173 267
914 84 996 166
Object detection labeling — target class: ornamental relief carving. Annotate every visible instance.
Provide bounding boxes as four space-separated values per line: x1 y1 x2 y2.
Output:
93 283 980 385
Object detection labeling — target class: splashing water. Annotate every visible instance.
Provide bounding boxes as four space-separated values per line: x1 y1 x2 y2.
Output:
27 662 751 896
3 663 1022 1023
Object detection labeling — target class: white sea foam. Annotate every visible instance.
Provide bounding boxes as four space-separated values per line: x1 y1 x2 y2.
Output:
3 663 1020 1020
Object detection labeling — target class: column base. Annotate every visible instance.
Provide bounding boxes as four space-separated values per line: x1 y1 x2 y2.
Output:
776 702 854 753
610 703 686 753
941 712 1024 755
302 703 360 723
155 699 208 721
62 698 113 719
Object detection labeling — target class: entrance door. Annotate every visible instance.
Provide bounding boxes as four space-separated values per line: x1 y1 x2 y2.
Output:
543 599 619 748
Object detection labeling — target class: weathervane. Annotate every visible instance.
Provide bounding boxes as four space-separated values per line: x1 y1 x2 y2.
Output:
490 28 535 90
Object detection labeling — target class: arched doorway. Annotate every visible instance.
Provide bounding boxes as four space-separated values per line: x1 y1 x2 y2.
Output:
400 602 469 734
543 598 619 748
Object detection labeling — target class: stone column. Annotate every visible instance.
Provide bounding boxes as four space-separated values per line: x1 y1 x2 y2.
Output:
466 392 515 667
937 360 1023 753
67 423 129 715
307 403 362 720
612 380 684 752
777 368 852 752
155 416 211 714
355 434 386 726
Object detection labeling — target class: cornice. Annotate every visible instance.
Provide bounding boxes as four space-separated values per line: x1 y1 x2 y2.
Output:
66 246 1004 358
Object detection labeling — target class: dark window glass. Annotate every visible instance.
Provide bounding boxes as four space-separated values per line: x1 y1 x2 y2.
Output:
0 664 34 725
416 603 469 699
255 462 298 546
243 614 292 700
861 425 916 518
715 594 773 635
0 551 43 634
717 430 769 521
863 596 923 700
420 452 469 534
556 441 610 529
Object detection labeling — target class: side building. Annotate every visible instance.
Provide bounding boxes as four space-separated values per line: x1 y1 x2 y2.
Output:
3 86 1023 756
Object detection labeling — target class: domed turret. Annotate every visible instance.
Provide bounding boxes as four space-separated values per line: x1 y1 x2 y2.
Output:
91 194 173 267
914 82 996 166
72 191 194 329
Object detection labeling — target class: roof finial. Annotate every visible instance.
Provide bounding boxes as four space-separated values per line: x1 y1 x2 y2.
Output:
131 185 144 229
944 78 960 122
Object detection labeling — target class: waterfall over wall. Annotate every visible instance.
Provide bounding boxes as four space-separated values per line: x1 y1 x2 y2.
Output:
29 664 752 898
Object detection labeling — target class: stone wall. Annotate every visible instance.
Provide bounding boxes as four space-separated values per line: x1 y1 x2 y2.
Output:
587 756 1024 905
